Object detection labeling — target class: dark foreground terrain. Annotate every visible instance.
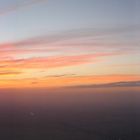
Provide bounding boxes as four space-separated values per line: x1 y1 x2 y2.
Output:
0 87 140 140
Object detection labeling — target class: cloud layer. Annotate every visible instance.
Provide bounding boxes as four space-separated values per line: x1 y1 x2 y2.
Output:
0 23 140 88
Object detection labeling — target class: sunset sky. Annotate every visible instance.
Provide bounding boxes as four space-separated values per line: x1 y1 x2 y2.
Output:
0 0 140 88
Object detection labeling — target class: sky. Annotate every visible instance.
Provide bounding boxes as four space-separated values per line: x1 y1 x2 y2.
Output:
0 0 140 88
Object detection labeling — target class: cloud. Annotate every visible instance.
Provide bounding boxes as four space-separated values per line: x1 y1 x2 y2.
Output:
1 74 140 88
1 25 139 47
110 63 140 67
0 25 139 88
0 0 47 16
45 74 76 78
0 25 139 64
0 25 139 62
44 74 140 88
31 81 39 84
0 71 21 76
0 25 139 90
0 52 118 69
68 81 140 88
0 55 92 69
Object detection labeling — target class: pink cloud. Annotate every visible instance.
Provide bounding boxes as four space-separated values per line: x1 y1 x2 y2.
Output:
0 52 118 69
0 0 47 16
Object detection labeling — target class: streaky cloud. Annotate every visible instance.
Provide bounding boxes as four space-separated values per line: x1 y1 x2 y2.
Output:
0 0 47 16
68 81 140 88
0 74 140 88
0 25 139 48
0 52 118 69
45 74 76 78
0 71 22 76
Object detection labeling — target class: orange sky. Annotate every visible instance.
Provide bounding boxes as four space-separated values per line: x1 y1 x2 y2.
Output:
0 0 140 89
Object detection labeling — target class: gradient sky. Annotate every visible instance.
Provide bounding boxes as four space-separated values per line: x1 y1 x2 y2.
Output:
0 0 140 88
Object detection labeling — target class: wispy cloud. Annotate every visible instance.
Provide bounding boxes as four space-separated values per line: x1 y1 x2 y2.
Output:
42 74 140 88
45 74 76 78
0 25 139 62
1 74 140 88
0 52 117 69
0 25 139 87
0 0 47 16
1 25 139 47
0 71 21 76
68 81 140 88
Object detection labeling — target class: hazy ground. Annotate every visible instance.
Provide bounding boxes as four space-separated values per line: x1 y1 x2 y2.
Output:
0 87 140 140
